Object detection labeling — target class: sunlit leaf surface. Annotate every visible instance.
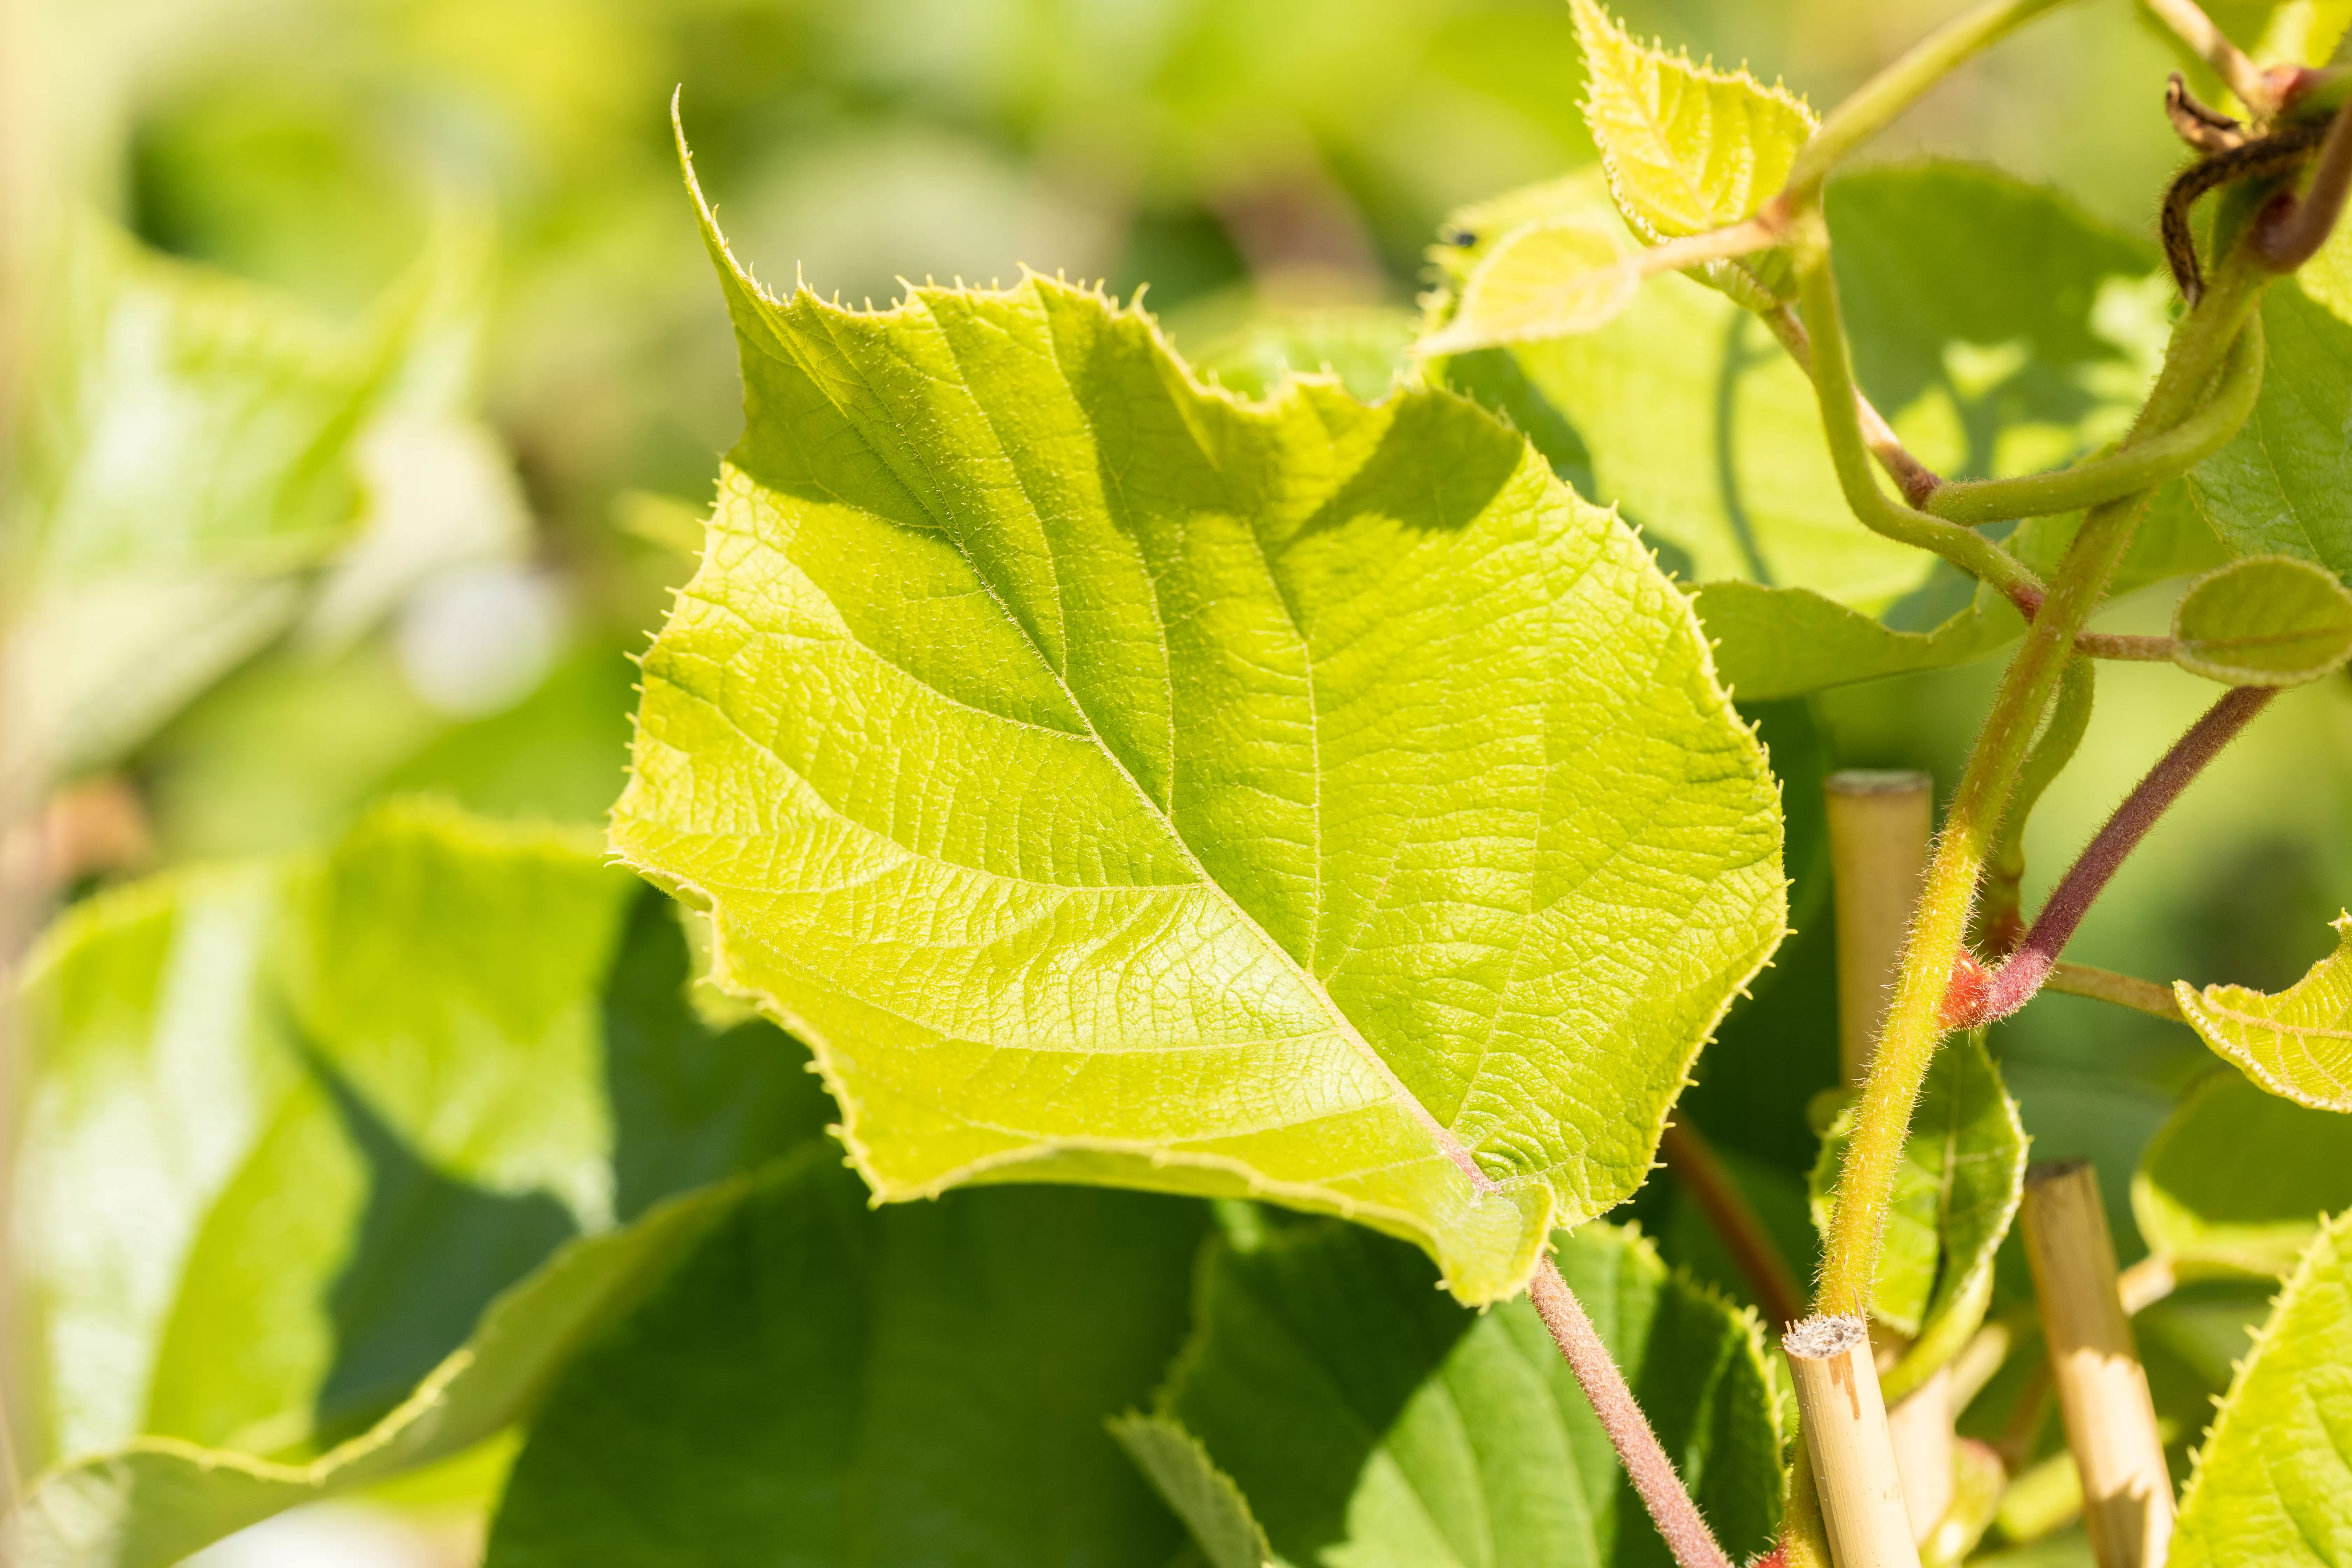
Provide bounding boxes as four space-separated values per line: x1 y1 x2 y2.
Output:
2176 913 2352 1111
608 138 1786 1305
2170 1210 2352 1568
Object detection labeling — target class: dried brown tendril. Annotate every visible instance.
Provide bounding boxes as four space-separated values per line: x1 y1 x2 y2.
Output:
2165 72 2247 153
2162 113 2329 303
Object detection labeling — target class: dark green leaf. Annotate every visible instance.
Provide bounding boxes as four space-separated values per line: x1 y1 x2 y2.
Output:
1143 1220 1784 1568
483 1155 1209 1568
2185 220 2352 580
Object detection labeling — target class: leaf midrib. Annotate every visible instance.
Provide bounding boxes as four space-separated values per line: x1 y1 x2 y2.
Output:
789 287 1502 1197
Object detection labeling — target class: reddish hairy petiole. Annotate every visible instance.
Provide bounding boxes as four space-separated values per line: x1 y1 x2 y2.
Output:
1941 684 2279 1029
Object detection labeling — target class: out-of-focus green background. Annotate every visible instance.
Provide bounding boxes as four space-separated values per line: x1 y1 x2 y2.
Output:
8 0 2350 1561
3 0 2238 854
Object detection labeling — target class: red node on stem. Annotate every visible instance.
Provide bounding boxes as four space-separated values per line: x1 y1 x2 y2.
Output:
1940 948 1994 1030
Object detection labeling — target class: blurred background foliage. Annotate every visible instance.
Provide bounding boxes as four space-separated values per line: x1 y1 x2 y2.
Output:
7 0 2352 1561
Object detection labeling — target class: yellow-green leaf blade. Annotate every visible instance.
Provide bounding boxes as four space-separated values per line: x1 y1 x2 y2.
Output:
608 148 1788 1306
2176 913 2352 1111
2170 1210 2352 1568
1569 0 1814 241
1418 217 1640 355
2171 554 2352 686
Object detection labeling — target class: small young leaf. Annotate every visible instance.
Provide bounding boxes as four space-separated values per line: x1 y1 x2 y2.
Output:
1146 1220 1784 1568
2176 914 2352 1111
1425 163 2166 700
1567 0 1812 308
1430 174 1927 614
609 143 1787 1306
2136 1071 2352 1278
1418 217 1641 355
482 1158 1208 1568
2170 554 2352 685
1810 1033 2025 1353
2169 1210 2352 1567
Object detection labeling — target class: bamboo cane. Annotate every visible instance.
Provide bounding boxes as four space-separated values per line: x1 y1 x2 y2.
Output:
2020 1160 2174 1568
1785 1315 1923 1568
1825 770 1934 1085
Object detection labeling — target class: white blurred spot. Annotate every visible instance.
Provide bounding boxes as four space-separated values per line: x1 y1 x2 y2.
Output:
306 415 533 654
395 562 565 718
183 1503 452 1568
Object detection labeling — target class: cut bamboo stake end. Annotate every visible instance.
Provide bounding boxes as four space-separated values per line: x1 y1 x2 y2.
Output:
1785 1315 1924 1568
2021 1160 2174 1568
1824 770 1934 1086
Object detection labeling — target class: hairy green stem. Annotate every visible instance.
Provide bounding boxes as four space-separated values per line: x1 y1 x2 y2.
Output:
1952 683 2280 1028
1815 253 2269 1320
1980 656 2096 954
1925 320 2264 524
1785 0 2080 195
1791 230 2046 603
1762 303 1945 506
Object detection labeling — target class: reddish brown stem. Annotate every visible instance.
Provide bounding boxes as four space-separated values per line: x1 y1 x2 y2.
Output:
1528 1259 1735 1568
2003 584 2176 662
2255 105 2352 271
1659 1117 1806 1329
1945 684 2278 1028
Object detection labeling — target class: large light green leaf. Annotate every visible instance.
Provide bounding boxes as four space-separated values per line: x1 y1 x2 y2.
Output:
482 1154 1208 1568
10 1175 748 1568
2135 1071 2352 1278
9 800 829 1556
2169 554 2352 686
2175 913 2352 1111
1188 307 1420 404
2170 1210 2352 1568
1423 164 2164 699
608 144 1786 1306
1811 1033 2025 1359
1126 1218 1784 1568
1567 0 1811 309
2185 215 2352 580
2 218 389 787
